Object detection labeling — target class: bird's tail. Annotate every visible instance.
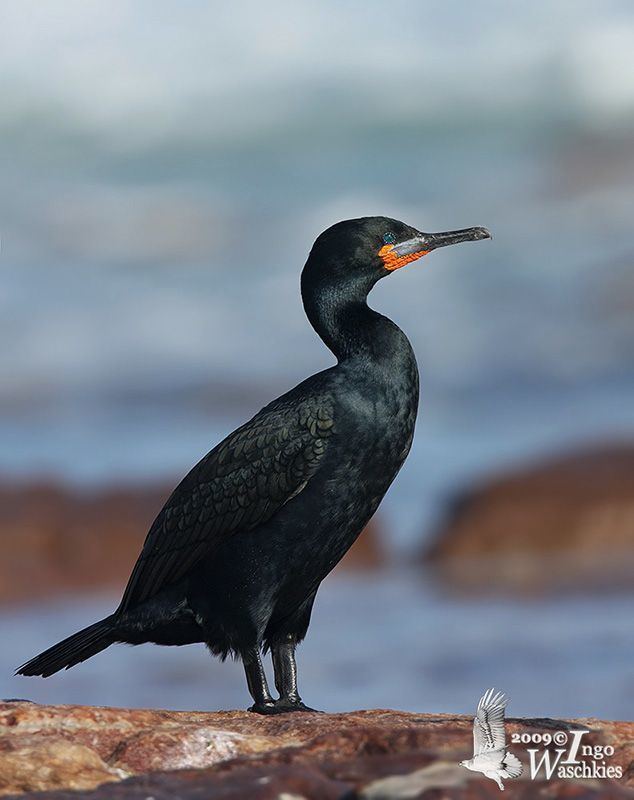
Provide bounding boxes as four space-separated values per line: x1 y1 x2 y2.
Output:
501 751 523 779
15 616 116 678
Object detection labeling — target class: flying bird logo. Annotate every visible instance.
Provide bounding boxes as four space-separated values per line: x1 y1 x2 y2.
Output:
460 689 523 791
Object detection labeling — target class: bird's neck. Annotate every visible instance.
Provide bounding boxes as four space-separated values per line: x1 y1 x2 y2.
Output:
302 276 412 366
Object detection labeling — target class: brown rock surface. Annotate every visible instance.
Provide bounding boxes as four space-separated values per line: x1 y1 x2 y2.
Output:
0 702 632 798
424 444 634 595
0 479 384 605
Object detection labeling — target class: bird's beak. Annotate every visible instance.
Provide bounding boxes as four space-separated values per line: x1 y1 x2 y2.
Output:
393 227 491 258
379 226 491 271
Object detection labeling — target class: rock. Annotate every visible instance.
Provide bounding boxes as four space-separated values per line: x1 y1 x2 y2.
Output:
0 702 632 798
424 444 634 595
0 739 125 796
0 481 168 606
0 479 384 605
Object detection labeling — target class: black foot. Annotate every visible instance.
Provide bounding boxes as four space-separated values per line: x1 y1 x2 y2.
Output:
247 699 321 715
274 698 322 713
247 701 279 715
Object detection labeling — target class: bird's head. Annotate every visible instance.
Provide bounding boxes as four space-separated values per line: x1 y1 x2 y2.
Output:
302 216 491 296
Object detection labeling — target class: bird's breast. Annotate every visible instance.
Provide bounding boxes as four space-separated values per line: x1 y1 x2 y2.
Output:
334 363 419 481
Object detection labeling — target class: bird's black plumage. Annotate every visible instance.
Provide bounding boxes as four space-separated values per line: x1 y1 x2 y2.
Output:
119 392 335 613
16 216 490 712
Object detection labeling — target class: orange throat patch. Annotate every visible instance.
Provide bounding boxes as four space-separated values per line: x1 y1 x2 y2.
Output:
378 243 429 271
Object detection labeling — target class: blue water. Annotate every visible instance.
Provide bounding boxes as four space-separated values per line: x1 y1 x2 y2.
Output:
2 572 633 720
2 134 633 508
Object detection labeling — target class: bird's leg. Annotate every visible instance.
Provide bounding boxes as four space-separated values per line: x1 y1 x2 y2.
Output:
271 636 319 712
272 638 300 703
491 775 505 791
243 647 276 714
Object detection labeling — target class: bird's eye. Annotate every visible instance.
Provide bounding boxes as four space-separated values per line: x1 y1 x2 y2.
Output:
382 232 396 245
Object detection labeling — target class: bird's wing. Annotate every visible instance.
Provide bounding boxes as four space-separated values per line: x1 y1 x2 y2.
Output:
473 689 508 755
118 393 335 611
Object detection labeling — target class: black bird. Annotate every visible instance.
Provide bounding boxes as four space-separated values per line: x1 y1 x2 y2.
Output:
17 217 490 713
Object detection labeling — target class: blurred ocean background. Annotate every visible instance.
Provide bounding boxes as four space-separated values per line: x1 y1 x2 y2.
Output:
1 1 633 719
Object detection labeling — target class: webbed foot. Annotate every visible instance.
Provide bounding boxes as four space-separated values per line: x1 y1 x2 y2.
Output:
247 701 280 715
274 697 322 713
247 698 322 714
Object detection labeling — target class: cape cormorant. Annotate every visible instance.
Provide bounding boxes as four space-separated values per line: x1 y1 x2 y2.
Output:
17 217 490 713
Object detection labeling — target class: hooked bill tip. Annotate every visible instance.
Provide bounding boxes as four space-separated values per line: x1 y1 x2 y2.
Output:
473 227 492 241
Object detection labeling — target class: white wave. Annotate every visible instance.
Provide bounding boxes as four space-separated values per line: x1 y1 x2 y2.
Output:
1 1 634 139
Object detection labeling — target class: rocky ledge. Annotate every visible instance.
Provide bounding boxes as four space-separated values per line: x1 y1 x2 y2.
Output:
425 444 634 595
0 702 632 798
